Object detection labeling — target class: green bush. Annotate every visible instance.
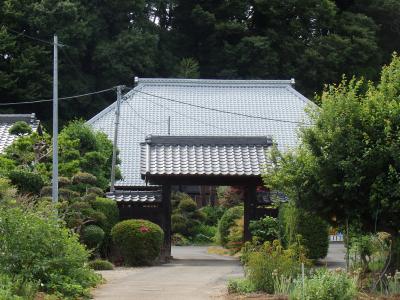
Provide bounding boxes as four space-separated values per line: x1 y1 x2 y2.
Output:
91 197 119 234
71 172 97 185
9 121 32 136
246 240 302 293
227 278 256 294
0 206 101 299
191 224 217 244
82 225 105 249
88 259 114 270
218 206 244 246
171 213 188 235
171 192 205 239
199 205 226 226
227 217 244 253
0 273 37 300
290 269 358 300
8 169 44 194
279 204 329 259
111 219 164 266
172 233 190 246
178 197 197 212
249 216 280 243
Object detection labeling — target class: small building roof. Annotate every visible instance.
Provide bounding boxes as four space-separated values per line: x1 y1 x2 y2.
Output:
0 113 40 153
88 78 313 187
105 190 162 202
140 135 273 178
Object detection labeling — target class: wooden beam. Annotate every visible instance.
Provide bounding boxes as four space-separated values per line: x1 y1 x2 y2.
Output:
144 174 263 186
161 185 172 261
244 185 257 241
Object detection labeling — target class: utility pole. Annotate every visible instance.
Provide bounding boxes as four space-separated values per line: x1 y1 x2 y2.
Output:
110 85 123 192
52 35 58 203
168 116 171 135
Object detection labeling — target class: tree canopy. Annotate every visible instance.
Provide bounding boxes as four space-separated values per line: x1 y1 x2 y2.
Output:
264 54 400 235
1 0 399 124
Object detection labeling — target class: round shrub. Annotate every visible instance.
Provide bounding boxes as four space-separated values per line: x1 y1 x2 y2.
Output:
199 205 226 226
58 176 71 187
9 121 32 136
82 225 105 249
88 259 114 270
171 213 188 235
111 219 164 266
178 197 197 212
87 187 104 196
172 233 190 246
8 169 44 194
72 172 97 185
218 206 244 246
91 197 119 234
249 216 280 243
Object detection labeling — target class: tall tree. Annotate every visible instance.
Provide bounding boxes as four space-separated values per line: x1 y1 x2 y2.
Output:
264 55 400 237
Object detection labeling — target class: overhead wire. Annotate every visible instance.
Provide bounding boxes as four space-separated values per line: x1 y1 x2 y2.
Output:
6 28 68 47
0 87 116 106
124 100 164 125
133 89 308 125
136 91 237 134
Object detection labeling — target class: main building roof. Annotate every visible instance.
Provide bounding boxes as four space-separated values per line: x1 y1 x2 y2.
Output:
88 78 312 187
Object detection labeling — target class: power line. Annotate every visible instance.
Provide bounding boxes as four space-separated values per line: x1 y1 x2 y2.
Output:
6 28 65 47
139 93 236 133
124 100 163 125
0 87 115 106
133 89 308 125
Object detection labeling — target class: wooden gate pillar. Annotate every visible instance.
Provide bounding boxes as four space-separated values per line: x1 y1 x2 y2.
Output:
161 185 172 261
244 184 257 241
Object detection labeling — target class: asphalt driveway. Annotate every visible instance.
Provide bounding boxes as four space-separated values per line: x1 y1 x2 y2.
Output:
92 246 244 300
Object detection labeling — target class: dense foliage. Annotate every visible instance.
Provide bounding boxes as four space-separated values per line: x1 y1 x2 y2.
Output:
88 259 114 271
242 240 305 294
2 120 119 190
171 192 207 239
1 1 399 123
264 56 400 257
279 204 329 260
111 219 164 266
0 203 100 299
217 206 243 247
249 216 280 243
290 269 358 300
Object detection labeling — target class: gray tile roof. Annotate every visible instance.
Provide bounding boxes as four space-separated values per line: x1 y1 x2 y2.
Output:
140 135 273 176
0 114 40 153
88 78 313 187
106 190 162 202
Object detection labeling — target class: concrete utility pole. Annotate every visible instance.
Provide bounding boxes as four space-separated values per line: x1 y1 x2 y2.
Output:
52 35 58 203
110 85 123 192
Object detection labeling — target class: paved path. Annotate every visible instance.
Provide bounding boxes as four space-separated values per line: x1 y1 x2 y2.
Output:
92 243 346 300
319 242 347 269
92 246 244 300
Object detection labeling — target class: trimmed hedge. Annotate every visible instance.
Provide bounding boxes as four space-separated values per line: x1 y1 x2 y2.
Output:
82 225 105 249
218 206 244 246
111 219 164 266
88 259 114 270
8 169 44 194
91 197 119 234
279 204 329 259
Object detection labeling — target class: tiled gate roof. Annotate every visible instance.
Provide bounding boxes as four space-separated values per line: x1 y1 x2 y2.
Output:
140 135 272 177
